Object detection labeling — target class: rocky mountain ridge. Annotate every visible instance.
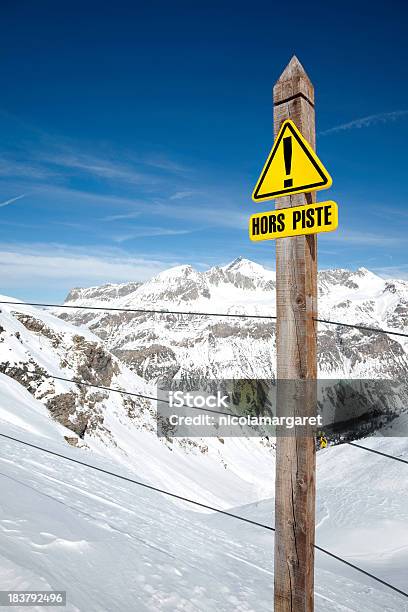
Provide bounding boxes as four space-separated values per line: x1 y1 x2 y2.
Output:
58 258 408 384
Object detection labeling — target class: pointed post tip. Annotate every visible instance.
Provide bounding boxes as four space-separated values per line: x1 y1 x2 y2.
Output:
289 55 302 68
277 55 311 83
274 55 314 105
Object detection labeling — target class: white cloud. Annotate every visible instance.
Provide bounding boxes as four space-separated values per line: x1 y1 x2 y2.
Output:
170 190 196 200
372 265 408 280
371 205 408 220
36 185 145 209
142 155 190 174
93 191 247 230
45 152 158 186
0 243 178 293
0 159 56 180
101 211 142 222
319 110 408 136
151 201 248 230
0 194 25 208
321 230 404 248
112 227 195 243
0 182 246 232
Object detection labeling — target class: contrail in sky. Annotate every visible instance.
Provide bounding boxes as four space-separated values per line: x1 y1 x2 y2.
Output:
319 110 408 136
0 193 26 208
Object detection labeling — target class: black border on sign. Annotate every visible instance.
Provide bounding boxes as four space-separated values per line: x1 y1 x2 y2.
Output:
253 121 329 200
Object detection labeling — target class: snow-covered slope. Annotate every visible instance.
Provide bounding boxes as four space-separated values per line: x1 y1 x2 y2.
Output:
59 259 408 382
0 298 275 509
0 372 78 441
0 418 406 611
0 295 155 445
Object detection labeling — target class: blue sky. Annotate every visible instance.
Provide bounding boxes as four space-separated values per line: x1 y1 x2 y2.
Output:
0 0 407 301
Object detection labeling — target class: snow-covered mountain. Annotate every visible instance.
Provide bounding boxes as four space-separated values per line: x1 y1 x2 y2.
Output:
2 259 407 481
0 297 275 509
1 261 408 610
59 258 408 383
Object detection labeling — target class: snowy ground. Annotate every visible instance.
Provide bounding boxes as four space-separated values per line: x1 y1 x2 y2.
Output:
0 284 407 610
0 405 407 611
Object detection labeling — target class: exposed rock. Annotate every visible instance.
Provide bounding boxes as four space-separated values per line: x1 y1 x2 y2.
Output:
114 344 179 380
73 335 120 387
46 393 87 437
64 436 79 446
66 282 142 303
0 360 48 392
14 314 62 348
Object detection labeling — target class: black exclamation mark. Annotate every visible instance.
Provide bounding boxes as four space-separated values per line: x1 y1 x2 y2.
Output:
283 136 293 188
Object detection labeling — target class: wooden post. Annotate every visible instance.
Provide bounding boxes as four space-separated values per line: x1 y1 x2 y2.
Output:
273 57 318 611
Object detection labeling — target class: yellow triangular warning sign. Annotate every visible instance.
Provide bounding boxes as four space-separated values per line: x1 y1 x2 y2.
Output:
252 120 332 201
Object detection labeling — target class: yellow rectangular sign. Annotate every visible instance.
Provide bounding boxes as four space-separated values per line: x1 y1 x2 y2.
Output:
249 201 338 242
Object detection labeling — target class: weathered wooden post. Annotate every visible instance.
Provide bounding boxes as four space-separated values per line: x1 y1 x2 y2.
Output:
273 56 318 611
